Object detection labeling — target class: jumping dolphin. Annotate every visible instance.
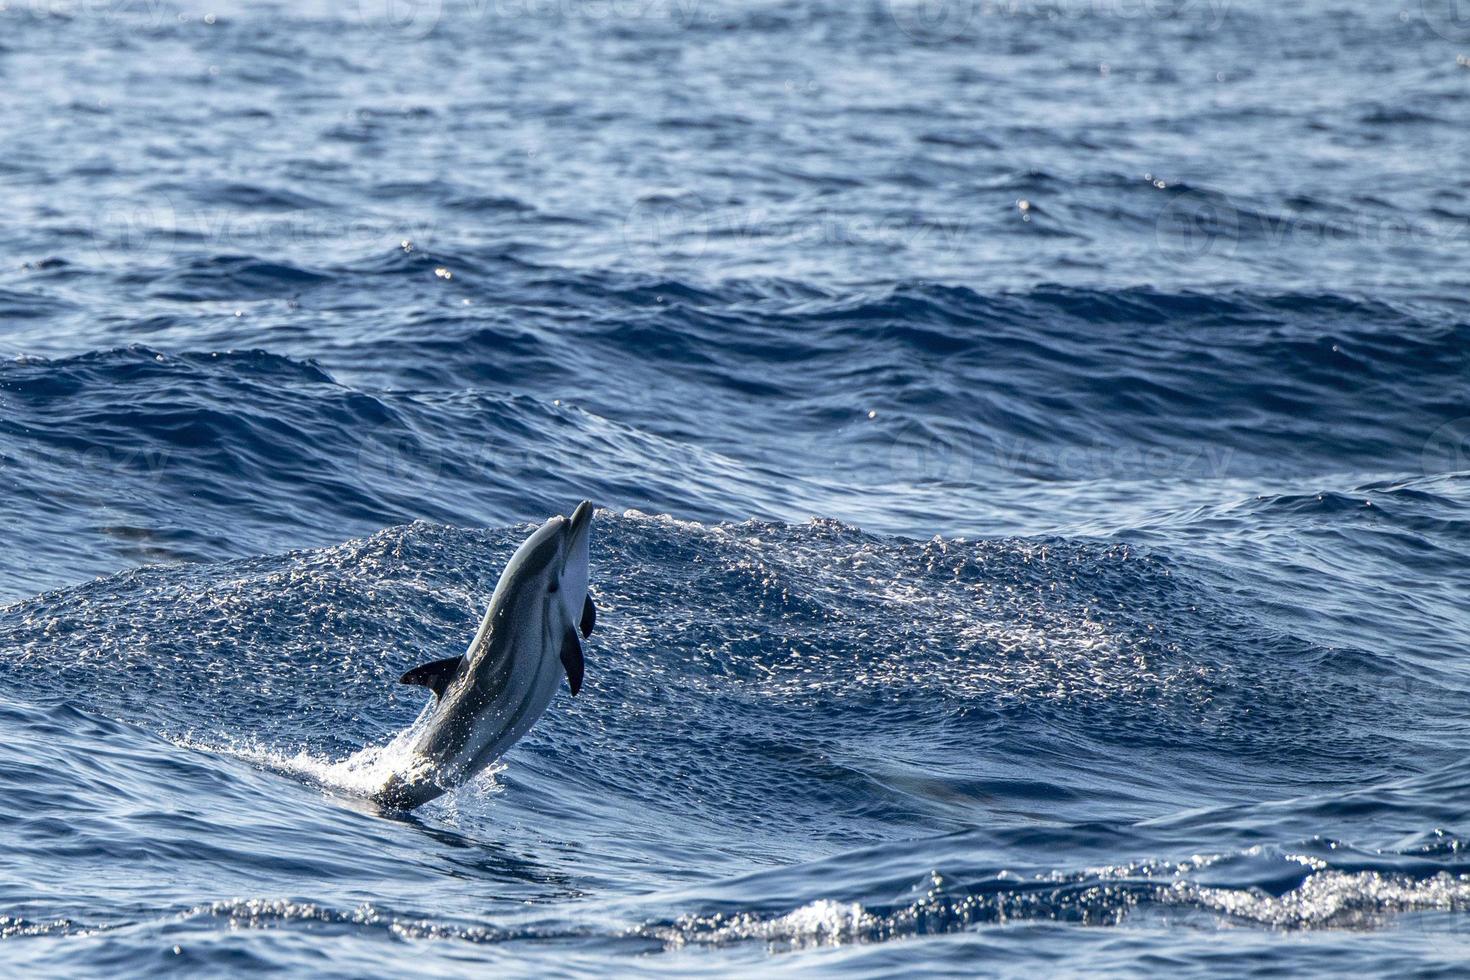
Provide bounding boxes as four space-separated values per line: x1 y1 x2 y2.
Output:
373 501 596 810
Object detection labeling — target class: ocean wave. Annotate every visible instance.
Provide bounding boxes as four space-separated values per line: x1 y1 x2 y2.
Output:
645 862 1470 950
4 0 1469 972
0 514 1447 839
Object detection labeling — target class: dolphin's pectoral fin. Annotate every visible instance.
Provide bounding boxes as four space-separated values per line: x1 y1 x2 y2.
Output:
580 593 596 638
560 628 584 696
399 655 463 701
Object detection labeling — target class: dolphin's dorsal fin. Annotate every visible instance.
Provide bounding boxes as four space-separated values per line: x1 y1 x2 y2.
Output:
399 656 463 700
580 593 596 638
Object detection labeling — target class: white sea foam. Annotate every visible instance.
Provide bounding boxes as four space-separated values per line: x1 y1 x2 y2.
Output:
166 704 501 804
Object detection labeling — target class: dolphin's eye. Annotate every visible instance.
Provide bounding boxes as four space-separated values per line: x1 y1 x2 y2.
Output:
548 581 559 594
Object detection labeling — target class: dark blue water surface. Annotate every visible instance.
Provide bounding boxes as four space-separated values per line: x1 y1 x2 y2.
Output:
3 0 1470 974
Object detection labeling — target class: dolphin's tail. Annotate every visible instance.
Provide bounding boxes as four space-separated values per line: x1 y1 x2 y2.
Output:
372 771 447 812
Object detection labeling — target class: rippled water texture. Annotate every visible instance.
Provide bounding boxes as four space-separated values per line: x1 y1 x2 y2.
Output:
2 0 1469 975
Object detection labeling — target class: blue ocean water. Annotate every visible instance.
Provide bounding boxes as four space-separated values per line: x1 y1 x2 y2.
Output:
2 0 1470 973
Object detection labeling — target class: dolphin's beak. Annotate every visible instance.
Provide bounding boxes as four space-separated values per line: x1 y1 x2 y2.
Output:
558 500 594 696
567 499 593 544
563 502 592 587
563 501 593 586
